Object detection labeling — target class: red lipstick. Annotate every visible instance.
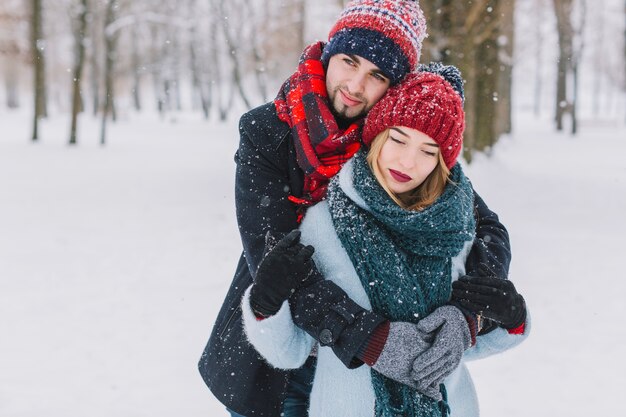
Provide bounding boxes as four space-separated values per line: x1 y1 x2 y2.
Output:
389 169 412 183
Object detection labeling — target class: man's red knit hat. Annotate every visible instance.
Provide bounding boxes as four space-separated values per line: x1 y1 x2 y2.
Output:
362 71 465 169
321 0 427 85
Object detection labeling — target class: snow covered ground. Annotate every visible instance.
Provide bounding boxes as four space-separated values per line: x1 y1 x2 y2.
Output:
1 107 624 417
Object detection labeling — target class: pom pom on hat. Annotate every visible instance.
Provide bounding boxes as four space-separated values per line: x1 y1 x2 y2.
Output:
362 71 466 169
321 0 427 85
417 62 465 104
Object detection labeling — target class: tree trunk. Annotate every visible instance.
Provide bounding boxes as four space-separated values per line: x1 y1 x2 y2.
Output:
3 47 20 108
150 25 165 116
496 0 515 136
572 61 579 134
131 25 141 111
31 0 46 141
189 25 211 119
421 0 509 162
244 0 268 102
534 0 544 117
172 34 182 112
474 35 499 153
69 0 88 146
570 0 586 135
209 1 229 120
553 0 574 131
219 0 252 110
100 0 117 146
296 0 306 53
592 1 604 116
90 9 100 117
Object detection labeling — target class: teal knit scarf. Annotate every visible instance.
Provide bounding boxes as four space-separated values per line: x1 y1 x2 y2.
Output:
327 150 476 417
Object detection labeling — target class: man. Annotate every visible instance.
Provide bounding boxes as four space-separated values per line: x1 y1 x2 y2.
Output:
199 1 526 416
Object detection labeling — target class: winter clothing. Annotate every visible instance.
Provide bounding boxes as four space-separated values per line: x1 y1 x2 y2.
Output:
197 98 514 416
371 321 433 389
327 150 475 414
242 157 530 417
288 270 387 366
452 275 527 329
321 0 427 84
362 71 466 169
198 103 382 417
418 62 465 103
275 42 363 209
412 305 473 399
249 230 315 317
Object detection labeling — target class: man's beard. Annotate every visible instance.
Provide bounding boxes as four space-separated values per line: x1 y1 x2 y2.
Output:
328 86 368 126
330 104 364 126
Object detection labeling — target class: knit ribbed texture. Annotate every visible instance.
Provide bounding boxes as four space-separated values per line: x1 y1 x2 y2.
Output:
358 321 391 366
363 72 465 169
321 0 427 84
327 151 475 417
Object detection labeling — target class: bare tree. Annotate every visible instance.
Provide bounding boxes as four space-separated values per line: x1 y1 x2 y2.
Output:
533 0 545 117
68 0 89 146
208 0 230 120
421 0 513 162
1 9 21 109
100 0 119 145
496 0 516 136
591 2 605 116
88 1 102 117
294 0 306 53
553 0 574 131
243 0 269 102
30 0 47 141
187 0 213 118
553 0 586 134
218 0 252 110
130 23 142 111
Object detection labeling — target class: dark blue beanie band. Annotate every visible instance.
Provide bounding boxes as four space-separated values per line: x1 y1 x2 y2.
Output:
321 28 411 85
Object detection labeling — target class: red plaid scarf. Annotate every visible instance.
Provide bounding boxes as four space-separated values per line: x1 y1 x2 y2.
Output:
274 42 363 217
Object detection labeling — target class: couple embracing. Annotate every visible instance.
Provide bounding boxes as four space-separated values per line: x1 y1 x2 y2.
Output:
199 1 529 416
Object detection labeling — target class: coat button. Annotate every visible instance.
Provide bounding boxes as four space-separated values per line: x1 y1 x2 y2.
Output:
319 329 333 345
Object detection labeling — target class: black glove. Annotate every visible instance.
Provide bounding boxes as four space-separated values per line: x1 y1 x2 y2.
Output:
451 275 526 329
289 276 386 368
249 230 315 317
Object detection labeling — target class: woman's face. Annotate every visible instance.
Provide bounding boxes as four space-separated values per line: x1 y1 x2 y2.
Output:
377 127 440 195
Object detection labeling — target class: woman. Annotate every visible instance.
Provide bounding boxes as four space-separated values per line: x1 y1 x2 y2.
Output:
242 71 529 417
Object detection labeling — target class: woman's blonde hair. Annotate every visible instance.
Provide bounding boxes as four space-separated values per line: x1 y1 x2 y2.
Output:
366 129 451 211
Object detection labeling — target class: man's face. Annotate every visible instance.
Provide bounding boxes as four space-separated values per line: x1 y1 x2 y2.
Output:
326 54 391 121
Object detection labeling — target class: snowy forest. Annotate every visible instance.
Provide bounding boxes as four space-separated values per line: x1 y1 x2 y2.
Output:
1 0 625 157
1 2 626 417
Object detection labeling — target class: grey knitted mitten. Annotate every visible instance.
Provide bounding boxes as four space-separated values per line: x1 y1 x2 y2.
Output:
411 305 471 400
372 321 434 389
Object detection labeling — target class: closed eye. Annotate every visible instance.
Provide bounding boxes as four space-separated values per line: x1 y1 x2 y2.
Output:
422 150 437 156
390 136 404 145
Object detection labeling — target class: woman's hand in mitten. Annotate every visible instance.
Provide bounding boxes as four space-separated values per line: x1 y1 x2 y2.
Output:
452 275 526 329
411 306 471 397
372 322 434 391
249 230 315 317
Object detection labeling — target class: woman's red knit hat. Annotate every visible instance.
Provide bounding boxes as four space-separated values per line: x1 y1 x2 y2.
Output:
362 71 466 169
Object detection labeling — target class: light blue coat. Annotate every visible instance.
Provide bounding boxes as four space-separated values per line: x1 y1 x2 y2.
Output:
242 160 530 417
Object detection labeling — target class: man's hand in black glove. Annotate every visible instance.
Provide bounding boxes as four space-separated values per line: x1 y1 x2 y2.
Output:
451 275 526 329
249 230 315 317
